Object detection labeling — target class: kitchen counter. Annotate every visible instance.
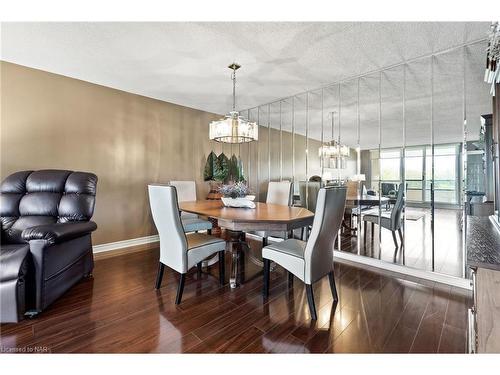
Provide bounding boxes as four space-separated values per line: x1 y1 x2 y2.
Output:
466 216 500 271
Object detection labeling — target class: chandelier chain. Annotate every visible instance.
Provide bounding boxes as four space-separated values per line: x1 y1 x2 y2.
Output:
232 67 236 111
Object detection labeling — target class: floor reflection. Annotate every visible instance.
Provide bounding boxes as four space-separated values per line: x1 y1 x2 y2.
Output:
339 207 463 277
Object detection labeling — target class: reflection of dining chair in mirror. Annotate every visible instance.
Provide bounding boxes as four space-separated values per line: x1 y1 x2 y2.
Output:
343 181 359 232
148 185 226 304
298 181 321 239
381 182 398 197
381 182 398 209
299 181 321 211
363 183 404 250
345 178 372 232
262 187 347 320
247 181 293 247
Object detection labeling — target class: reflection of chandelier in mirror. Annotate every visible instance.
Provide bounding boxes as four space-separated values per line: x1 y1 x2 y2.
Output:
318 111 349 168
209 63 258 143
485 22 500 95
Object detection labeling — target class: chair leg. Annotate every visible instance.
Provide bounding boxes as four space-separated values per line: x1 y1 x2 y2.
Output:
399 228 405 264
262 237 268 248
328 271 339 302
218 250 225 286
155 262 165 289
371 222 374 237
363 221 367 248
288 271 294 288
263 258 270 298
207 229 212 235
306 284 317 320
197 262 202 278
392 231 398 248
398 228 404 248
175 274 186 305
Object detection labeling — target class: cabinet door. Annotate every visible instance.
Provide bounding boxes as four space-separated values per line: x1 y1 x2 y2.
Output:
477 268 500 353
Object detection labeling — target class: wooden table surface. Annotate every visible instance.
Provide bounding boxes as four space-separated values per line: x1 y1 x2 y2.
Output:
179 200 314 232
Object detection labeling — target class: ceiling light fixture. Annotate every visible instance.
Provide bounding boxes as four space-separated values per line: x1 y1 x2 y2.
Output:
209 63 258 143
318 111 349 169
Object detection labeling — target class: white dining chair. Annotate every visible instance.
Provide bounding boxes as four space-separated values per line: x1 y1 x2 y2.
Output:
148 185 226 304
170 180 213 234
262 186 347 320
248 181 293 246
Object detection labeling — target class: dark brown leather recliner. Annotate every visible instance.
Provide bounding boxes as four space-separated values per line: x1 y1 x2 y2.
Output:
0 170 98 322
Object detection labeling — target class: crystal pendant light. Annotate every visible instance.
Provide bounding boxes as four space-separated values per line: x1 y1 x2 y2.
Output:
209 63 258 143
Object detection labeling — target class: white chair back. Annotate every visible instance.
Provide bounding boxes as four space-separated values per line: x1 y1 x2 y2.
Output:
169 180 197 202
304 187 347 284
266 181 292 206
170 180 198 219
148 185 188 273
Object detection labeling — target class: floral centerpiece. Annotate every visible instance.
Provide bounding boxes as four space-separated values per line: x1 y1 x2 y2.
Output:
219 182 250 198
218 182 256 208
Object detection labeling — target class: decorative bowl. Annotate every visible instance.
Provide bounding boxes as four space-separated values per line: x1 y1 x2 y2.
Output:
221 197 256 209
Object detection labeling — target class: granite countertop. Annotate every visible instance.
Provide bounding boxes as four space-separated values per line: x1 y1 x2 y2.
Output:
467 216 500 271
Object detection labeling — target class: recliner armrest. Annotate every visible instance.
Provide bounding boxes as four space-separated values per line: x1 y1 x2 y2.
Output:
22 221 97 245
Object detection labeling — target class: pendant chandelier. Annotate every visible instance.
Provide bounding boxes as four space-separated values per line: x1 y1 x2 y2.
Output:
318 111 349 169
209 63 258 143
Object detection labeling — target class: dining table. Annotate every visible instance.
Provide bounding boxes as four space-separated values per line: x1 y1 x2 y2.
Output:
179 200 314 288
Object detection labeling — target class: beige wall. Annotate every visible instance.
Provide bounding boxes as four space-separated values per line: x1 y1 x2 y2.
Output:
0 62 221 245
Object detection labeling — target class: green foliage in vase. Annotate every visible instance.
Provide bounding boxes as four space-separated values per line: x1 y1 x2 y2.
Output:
203 151 218 181
214 152 229 182
204 152 245 183
237 156 245 182
228 154 239 182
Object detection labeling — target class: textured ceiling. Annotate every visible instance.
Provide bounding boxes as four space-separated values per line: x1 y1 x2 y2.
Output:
0 22 493 147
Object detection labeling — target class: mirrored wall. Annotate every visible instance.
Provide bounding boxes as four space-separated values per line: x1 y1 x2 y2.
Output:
214 40 492 280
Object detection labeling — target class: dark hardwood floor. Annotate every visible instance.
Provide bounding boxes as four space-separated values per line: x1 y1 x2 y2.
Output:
0 239 470 353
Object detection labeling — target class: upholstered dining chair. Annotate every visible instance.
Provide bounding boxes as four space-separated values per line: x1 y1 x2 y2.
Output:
262 186 347 320
169 180 213 234
148 185 226 304
248 181 293 246
362 183 404 249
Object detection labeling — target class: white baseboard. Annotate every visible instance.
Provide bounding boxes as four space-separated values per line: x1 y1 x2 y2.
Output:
333 250 472 290
91 234 471 290
93 235 159 254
